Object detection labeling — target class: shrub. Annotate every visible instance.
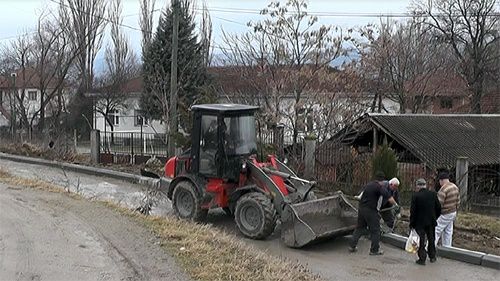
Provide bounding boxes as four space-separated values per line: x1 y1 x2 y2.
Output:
371 141 398 180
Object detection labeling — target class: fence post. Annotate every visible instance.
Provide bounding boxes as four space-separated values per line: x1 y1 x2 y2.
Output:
73 129 77 151
130 132 134 164
273 124 285 160
456 156 469 210
304 138 316 179
90 129 100 164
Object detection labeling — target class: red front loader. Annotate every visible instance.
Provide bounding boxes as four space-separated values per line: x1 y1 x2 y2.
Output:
164 104 357 247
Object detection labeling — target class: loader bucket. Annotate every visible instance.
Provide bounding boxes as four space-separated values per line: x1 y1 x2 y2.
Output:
281 192 358 248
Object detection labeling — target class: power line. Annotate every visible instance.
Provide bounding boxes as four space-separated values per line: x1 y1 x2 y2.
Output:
123 8 162 18
48 0 147 34
0 31 37 42
194 6 500 18
212 16 247 27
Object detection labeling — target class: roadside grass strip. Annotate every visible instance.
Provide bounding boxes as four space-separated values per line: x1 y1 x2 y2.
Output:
0 167 322 281
455 212 500 237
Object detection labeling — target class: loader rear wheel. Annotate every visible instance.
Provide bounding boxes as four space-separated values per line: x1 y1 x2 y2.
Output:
172 181 207 222
235 192 276 239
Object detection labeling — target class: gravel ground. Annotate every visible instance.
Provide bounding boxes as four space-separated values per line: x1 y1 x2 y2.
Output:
0 181 190 281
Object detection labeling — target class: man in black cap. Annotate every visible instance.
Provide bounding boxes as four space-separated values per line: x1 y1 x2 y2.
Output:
349 171 398 255
410 178 441 265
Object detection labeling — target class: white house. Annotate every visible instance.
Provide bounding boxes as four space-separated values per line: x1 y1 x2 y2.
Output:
91 77 166 136
0 68 68 130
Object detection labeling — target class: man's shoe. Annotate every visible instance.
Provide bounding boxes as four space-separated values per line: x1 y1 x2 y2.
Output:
348 246 357 253
416 260 426 265
430 258 436 263
369 250 384 256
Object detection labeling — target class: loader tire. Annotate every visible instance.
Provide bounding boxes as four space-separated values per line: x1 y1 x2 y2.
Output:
235 192 277 239
172 181 208 222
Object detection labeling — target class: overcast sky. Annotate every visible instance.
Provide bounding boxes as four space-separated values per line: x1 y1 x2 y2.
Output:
0 0 412 68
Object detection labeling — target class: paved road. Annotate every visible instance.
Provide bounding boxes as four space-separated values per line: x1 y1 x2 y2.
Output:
1 159 498 281
0 181 189 281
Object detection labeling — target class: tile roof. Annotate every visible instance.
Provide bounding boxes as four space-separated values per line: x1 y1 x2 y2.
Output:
0 68 61 89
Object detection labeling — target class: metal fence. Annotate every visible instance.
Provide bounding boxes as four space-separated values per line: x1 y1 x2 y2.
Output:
314 142 500 208
100 131 168 156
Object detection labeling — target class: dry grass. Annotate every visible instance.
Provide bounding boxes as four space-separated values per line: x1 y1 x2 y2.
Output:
0 168 62 193
456 212 500 237
0 167 322 281
0 142 89 163
104 201 322 281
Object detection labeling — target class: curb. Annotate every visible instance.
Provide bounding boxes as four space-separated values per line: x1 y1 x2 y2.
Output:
0 152 171 190
382 233 500 270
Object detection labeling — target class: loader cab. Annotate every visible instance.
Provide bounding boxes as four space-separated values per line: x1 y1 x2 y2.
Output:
191 104 259 181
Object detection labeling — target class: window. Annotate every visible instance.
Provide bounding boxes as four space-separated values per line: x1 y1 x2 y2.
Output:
108 110 120 126
134 110 149 126
440 97 453 109
199 115 218 176
28 91 37 101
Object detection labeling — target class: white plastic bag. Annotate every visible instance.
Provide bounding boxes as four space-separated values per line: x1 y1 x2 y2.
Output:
405 229 420 254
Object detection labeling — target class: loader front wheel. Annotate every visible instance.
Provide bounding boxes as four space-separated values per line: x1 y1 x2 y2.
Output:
172 181 207 222
235 192 276 239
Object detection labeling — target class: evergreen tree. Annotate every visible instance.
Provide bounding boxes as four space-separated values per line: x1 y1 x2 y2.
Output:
372 140 398 180
141 0 212 134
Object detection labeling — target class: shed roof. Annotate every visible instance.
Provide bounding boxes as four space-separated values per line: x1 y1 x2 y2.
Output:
334 113 500 168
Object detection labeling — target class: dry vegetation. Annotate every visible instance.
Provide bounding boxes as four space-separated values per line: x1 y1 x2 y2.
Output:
0 141 89 163
395 209 500 256
0 167 69 194
0 167 322 281
109 205 321 281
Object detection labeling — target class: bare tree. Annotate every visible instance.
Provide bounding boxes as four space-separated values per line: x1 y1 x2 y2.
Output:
222 0 345 147
412 0 500 113
1 34 37 132
96 0 139 132
311 70 370 142
30 13 86 133
59 0 108 92
139 0 156 57
356 19 453 113
199 0 212 67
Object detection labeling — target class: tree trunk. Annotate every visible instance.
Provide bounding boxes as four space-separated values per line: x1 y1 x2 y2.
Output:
38 91 45 132
470 78 483 114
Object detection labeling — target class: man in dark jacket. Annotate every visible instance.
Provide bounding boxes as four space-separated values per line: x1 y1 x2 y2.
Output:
410 178 442 265
380 177 400 231
349 172 398 255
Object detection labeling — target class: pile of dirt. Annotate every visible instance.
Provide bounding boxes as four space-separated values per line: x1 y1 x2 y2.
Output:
394 211 500 256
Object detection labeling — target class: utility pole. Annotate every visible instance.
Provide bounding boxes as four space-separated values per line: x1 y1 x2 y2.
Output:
168 0 179 156
10 73 17 138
